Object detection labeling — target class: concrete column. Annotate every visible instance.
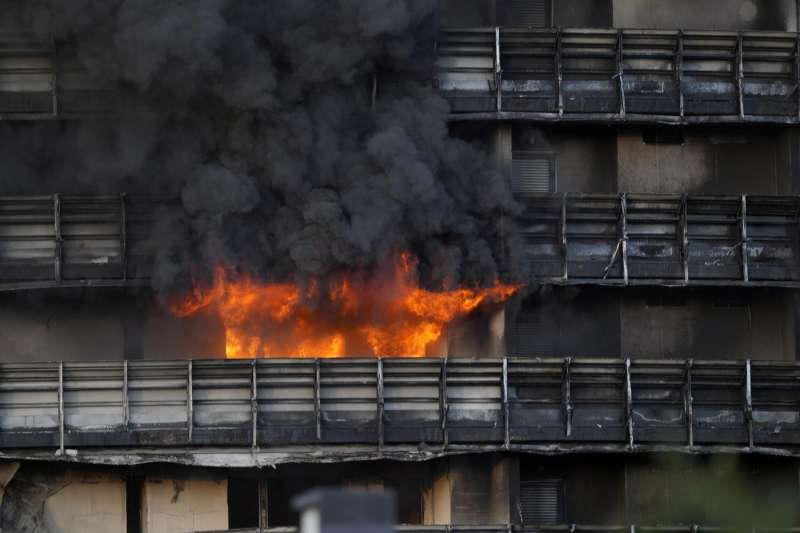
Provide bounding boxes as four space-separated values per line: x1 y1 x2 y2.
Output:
423 455 516 526
142 475 228 533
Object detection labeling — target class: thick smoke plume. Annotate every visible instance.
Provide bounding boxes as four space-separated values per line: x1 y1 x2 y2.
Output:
0 0 526 294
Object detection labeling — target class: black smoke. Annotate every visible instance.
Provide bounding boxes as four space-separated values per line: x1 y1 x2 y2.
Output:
0 0 527 294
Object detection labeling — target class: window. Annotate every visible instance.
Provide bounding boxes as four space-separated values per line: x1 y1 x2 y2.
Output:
512 151 556 195
520 479 564 525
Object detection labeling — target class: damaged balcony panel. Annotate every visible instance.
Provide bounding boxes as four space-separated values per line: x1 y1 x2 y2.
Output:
741 33 799 116
751 362 800 445
445 359 504 443
681 33 739 116
690 361 749 444
622 32 681 115
687 196 745 281
435 28 498 113
191 359 253 446
126 361 189 444
564 195 623 280
745 196 800 281
569 359 627 442
0 31 54 116
626 195 684 280
59 196 124 281
382 359 443 444
499 29 558 112
0 362 59 448
0 196 57 282
319 359 379 444
508 358 566 442
62 361 126 447
629 360 689 443
518 195 563 279
255 359 317 445
561 30 620 114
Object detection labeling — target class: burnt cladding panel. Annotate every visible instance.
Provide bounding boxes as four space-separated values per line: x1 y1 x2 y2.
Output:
498 0 549 28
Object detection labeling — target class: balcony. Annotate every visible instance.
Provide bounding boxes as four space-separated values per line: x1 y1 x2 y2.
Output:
2 357 800 460
2 194 800 291
437 28 800 124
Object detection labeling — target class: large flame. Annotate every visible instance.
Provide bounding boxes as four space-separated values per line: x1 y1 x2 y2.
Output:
169 253 520 358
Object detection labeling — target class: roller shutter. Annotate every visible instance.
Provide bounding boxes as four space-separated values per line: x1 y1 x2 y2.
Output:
498 0 549 28
512 151 556 195
520 479 563 525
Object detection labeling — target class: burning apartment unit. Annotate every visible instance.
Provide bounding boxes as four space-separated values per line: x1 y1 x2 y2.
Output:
2 0 800 531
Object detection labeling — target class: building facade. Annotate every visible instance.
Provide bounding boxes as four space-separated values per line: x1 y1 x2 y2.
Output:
2 0 800 532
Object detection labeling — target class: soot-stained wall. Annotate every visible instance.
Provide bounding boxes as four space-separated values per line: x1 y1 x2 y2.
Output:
506 287 797 360
613 0 798 31
0 290 224 362
512 125 618 193
617 128 796 194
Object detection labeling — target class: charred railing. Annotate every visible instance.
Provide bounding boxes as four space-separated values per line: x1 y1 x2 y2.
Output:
437 28 800 123
2 357 800 453
522 194 800 286
2 194 800 290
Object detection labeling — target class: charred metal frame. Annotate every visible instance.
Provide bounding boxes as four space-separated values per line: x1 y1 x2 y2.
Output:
2 357 800 460
522 193 800 287
436 28 800 124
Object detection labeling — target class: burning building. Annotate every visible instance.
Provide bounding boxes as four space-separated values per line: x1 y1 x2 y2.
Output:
1 0 800 531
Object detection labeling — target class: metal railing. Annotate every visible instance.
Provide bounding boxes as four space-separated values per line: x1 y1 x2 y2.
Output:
437 28 800 123
2 193 800 291
2 357 800 453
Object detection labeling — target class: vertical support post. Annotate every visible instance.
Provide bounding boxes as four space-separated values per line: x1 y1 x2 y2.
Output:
58 361 65 455
502 357 510 450
122 360 129 430
686 359 694 447
677 31 685 119
563 357 572 438
741 195 749 283
617 30 626 118
621 193 629 285
736 34 745 119
495 27 502 112
251 359 258 450
258 479 269 531
315 360 322 441
53 194 62 282
556 29 564 116
51 36 58 118
187 361 193 443
377 359 384 449
120 193 128 280
440 358 449 448
745 359 754 448
625 358 634 448
681 194 690 285
795 36 800 121
561 193 569 280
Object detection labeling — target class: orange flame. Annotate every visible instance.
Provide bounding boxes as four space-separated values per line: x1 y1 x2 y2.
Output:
169 252 520 358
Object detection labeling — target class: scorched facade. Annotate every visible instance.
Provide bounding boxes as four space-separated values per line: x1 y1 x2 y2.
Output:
1 0 800 532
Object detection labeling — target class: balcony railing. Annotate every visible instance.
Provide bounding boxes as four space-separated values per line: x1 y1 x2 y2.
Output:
0 194 158 290
2 357 800 455
437 28 800 123
4 193 798 291
522 193 800 286
4 28 800 125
